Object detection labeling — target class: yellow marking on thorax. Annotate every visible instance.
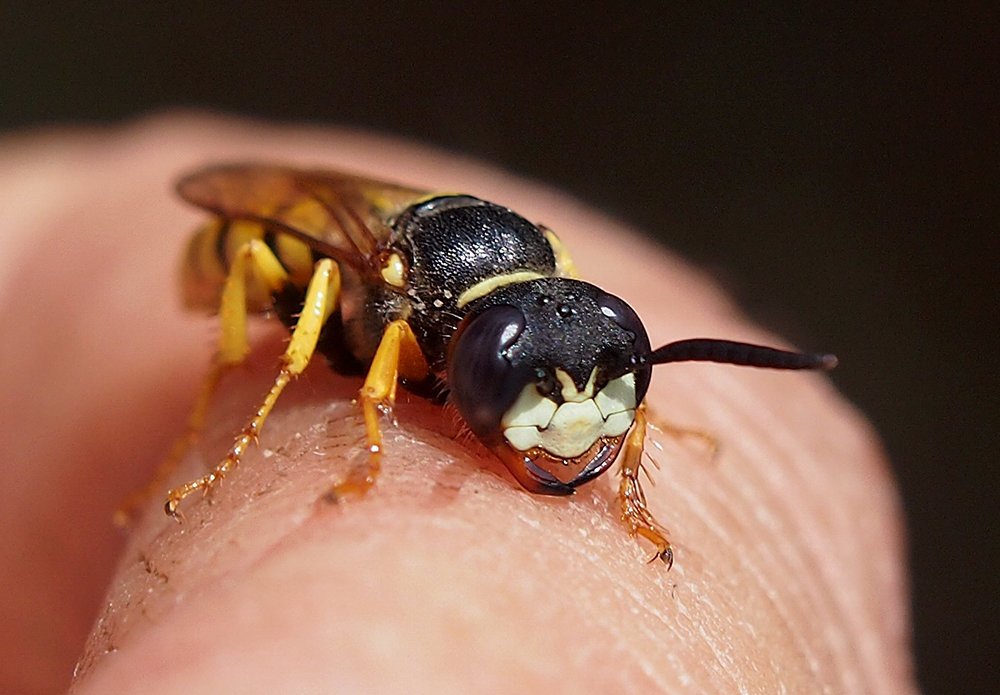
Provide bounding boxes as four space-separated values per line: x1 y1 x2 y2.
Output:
456 271 546 308
543 227 579 278
380 252 407 287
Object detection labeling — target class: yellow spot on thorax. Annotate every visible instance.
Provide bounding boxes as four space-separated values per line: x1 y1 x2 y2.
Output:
380 252 407 287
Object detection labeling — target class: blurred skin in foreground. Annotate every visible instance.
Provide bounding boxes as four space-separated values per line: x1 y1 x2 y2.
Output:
0 116 914 694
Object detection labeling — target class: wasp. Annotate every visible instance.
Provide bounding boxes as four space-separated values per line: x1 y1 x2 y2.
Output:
119 164 837 566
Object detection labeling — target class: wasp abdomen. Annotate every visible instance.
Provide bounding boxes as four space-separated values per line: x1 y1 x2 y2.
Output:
181 218 316 313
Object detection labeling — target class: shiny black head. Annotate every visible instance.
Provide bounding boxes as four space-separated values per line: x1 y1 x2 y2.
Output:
448 278 651 494
447 276 837 496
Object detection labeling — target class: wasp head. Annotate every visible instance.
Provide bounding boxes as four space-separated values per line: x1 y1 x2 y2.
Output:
448 278 652 495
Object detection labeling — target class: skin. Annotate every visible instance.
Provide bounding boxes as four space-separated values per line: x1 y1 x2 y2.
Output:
0 115 914 694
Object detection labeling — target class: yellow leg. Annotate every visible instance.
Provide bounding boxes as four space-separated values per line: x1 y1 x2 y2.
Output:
619 405 674 567
649 416 719 458
114 364 226 526
218 238 292 364
325 319 429 499
164 257 340 518
115 239 294 526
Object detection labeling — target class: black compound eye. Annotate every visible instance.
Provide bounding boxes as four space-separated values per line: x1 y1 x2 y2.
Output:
448 305 532 443
596 291 653 402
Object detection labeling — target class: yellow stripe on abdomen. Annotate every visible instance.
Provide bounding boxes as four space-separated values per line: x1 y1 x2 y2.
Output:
181 219 315 314
180 218 228 311
272 232 315 287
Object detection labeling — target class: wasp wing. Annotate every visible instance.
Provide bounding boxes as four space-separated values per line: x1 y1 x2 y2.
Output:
177 164 429 274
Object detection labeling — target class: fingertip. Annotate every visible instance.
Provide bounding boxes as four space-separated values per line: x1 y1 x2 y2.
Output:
58 117 908 693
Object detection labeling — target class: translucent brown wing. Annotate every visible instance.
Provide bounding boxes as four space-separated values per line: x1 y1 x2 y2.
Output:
176 164 430 275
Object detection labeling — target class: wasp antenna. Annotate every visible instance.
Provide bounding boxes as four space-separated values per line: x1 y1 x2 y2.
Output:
648 339 837 371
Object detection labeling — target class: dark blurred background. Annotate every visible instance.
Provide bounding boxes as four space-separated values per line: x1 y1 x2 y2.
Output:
3 5 995 692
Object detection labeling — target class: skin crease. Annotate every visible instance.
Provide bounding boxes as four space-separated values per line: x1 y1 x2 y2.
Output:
0 115 915 694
